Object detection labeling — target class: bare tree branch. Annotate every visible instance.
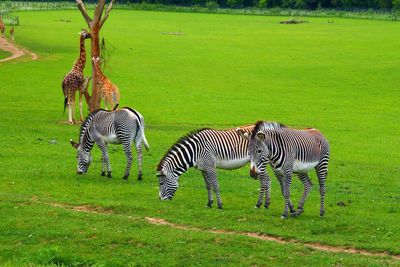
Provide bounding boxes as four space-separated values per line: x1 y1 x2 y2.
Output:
76 0 92 26
99 0 115 29
93 0 106 23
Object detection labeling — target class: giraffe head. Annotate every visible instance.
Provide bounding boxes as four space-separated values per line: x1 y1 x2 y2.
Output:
79 29 91 39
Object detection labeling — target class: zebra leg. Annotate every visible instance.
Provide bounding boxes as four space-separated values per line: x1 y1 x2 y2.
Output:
255 173 265 208
122 142 133 180
256 170 270 209
316 163 328 217
136 143 143 181
281 170 294 219
101 154 106 176
292 173 312 217
207 168 223 209
97 141 112 178
201 171 214 208
274 170 295 214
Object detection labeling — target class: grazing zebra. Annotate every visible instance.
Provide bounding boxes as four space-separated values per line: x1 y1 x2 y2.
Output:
70 107 149 180
239 121 330 218
156 125 271 209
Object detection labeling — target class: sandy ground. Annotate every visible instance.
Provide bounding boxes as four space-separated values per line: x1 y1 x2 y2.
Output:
0 37 38 63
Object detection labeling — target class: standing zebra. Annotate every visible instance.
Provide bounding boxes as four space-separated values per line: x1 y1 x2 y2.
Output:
70 107 149 180
157 125 270 209
239 121 330 218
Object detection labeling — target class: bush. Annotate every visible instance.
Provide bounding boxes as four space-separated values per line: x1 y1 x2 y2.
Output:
206 1 219 9
393 0 400 10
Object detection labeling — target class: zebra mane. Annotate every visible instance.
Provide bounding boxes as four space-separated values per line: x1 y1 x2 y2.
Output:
156 128 210 171
79 109 105 142
252 121 285 137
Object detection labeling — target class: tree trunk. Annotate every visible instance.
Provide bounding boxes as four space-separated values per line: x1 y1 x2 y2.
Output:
76 0 115 112
90 24 101 112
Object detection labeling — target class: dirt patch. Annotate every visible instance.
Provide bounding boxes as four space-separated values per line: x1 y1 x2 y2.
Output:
0 37 38 63
145 217 400 261
50 202 114 215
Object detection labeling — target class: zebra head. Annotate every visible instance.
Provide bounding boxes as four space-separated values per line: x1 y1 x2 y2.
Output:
156 168 179 200
248 131 270 178
71 139 93 175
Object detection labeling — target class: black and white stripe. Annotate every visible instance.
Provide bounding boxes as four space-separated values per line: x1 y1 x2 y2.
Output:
245 121 330 218
156 125 264 209
71 107 149 180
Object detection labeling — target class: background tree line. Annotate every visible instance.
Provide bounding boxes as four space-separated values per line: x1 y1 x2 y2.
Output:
122 0 400 10
2 0 399 10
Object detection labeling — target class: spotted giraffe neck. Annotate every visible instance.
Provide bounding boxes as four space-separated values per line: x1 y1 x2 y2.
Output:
93 60 107 82
72 35 87 73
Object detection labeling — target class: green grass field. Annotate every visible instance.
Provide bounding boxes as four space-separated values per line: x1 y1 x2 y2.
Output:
0 49 12 60
0 9 399 266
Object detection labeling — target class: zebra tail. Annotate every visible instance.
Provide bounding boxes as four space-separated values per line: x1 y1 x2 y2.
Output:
142 133 149 151
63 97 68 114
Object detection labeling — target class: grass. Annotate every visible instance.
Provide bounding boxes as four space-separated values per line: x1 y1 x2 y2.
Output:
0 9 399 266
0 49 12 60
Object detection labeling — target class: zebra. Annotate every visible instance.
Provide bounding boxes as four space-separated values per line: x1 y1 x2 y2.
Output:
70 107 149 180
156 125 270 209
238 121 330 218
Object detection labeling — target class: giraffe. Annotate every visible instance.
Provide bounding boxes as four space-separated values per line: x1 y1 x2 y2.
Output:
62 29 91 124
9 25 14 41
0 17 5 38
92 57 120 110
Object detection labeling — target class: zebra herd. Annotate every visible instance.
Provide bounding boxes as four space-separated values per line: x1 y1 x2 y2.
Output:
70 107 330 218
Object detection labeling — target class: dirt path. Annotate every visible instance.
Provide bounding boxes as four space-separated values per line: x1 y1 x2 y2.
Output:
145 217 400 261
0 37 38 63
35 198 399 261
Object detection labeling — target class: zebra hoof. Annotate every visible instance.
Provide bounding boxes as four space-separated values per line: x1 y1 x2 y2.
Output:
255 204 261 209
264 205 269 209
280 214 288 219
107 172 112 178
218 206 223 210
137 174 142 181
123 175 128 180
101 171 106 176
291 210 303 217
206 204 212 208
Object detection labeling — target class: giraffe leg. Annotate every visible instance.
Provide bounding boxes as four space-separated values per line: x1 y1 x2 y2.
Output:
71 92 77 124
68 100 73 125
79 91 84 122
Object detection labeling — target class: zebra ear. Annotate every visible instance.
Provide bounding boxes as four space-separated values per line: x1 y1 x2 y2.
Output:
256 131 266 141
236 128 249 140
70 139 79 149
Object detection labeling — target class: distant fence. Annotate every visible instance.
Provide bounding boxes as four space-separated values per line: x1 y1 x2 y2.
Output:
0 2 19 25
